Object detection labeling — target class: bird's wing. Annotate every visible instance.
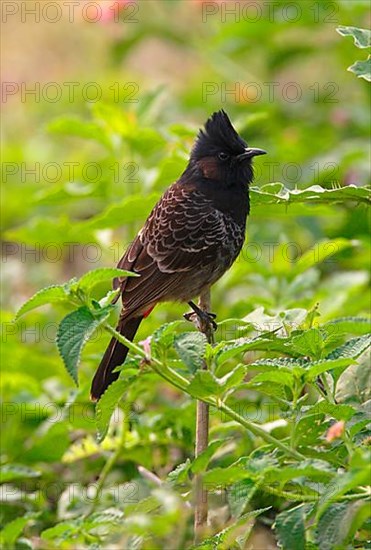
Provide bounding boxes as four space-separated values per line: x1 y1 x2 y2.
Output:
113 183 234 313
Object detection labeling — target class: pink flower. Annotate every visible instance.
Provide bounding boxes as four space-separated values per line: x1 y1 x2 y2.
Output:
326 421 345 442
139 337 152 360
100 0 134 23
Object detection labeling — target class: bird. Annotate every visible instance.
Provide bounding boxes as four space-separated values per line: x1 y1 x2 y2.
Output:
90 110 266 401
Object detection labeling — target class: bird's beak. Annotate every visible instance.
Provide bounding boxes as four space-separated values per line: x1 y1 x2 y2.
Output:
238 147 267 161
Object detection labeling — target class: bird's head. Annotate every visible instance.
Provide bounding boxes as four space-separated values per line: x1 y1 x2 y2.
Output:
190 110 266 187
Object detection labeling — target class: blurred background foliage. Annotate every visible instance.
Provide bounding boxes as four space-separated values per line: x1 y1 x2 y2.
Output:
1 1 370 548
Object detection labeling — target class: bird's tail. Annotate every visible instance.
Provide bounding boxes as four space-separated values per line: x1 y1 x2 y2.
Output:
90 315 143 401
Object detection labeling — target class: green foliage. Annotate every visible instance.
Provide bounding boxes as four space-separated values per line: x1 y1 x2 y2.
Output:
337 25 371 81
2 3 370 549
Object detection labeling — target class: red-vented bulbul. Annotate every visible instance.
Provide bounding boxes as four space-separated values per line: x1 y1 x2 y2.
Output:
91 110 266 401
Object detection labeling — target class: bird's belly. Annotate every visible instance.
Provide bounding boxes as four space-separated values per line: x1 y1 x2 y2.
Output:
166 222 245 302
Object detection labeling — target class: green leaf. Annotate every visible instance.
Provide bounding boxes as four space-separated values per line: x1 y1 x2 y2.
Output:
291 328 323 358
249 357 307 373
77 267 138 295
336 26 371 48
247 370 295 389
228 479 258 518
315 502 369 550
250 183 371 208
174 332 207 373
0 464 41 483
326 334 371 360
306 358 354 380
15 284 69 319
322 317 371 337
274 504 307 550
218 364 247 391
316 467 370 519
191 440 226 474
348 57 371 81
56 306 109 384
151 321 185 356
265 460 334 484
0 514 37 548
188 370 220 398
167 459 192 485
41 520 80 542
95 377 131 442
203 466 251 485
305 401 356 422
215 335 278 365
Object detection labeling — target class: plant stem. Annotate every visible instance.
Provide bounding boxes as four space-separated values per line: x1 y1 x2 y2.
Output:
193 289 213 542
104 324 305 462
217 401 305 460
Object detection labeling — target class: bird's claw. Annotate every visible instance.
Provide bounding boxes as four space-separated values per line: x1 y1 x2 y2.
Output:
183 310 217 331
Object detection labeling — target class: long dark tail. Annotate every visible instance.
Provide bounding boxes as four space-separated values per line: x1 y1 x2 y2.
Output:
90 315 143 401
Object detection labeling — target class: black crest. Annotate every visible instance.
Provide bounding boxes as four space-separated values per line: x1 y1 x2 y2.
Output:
192 110 247 159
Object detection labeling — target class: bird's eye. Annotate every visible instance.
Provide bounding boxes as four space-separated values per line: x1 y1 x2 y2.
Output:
218 152 230 161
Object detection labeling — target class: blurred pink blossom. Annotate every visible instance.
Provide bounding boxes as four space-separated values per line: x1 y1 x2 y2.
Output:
139 337 152 360
326 421 345 442
100 0 134 23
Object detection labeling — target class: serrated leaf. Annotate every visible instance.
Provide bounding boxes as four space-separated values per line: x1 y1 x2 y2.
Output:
250 183 371 208
228 479 258 518
274 504 307 550
326 334 371 360
167 459 192 485
151 321 185 356
95 378 127 442
305 401 355 421
77 267 138 295
291 328 323 358
174 332 207 373
15 285 69 319
56 306 109 384
306 358 354 380
314 502 368 550
265 460 334 484
322 317 371 337
188 370 220 398
215 335 278 365
336 26 371 48
348 57 371 81
247 371 295 389
249 357 307 373
316 466 370 519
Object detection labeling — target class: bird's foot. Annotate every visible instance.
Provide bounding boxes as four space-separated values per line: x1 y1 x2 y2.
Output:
184 302 218 332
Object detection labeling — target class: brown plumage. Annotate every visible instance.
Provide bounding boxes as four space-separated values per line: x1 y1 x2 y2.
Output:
91 110 266 401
